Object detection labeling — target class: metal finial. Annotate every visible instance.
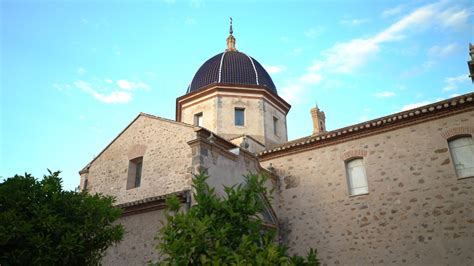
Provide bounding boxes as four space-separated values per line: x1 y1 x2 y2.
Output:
229 17 233 35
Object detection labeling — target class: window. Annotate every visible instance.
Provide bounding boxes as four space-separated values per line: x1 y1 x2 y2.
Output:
273 116 279 135
235 108 245 126
345 158 368 196
127 157 143 189
448 136 474 178
83 178 88 191
194 113 203 127
319 121 324 131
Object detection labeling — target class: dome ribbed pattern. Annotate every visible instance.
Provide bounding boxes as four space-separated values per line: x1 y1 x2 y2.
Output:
187 51 277 94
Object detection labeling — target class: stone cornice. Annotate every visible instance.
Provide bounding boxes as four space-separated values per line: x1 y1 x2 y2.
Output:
175 84 291 122
259 92 474 161
117 190 188 217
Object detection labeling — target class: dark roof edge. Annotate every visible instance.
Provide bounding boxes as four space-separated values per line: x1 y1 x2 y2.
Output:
259 92 474 160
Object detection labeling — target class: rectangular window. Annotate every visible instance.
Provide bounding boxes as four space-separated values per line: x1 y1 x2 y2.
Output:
194 113 203 127
235 108 245 126
83 179 88 191
346 158 368 196
448 136 474 178
127 157 143 189
273 116 278 135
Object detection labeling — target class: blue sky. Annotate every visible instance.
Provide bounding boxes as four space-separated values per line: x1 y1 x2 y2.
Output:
1 0 473 190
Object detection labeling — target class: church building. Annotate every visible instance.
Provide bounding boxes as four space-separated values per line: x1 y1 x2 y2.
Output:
79 23 474 265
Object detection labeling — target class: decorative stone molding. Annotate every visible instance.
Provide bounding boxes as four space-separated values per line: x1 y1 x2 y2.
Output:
340 149 368 161
440 126 474 140
127 144 147 160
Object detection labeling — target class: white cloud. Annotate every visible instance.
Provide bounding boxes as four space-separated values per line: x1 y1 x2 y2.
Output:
74 80 132 104
77 67 86 75
382 4 405 18
304 27 324 39
401 101 431 111
298 73 323 85
105 79 113 84
263 65 285 74
428 43 460 57
116 80 150 90
442 74 470 91
339 18 370 26
374 91 396 98
439 7 470 29
311 1 470 75
280 84 304 104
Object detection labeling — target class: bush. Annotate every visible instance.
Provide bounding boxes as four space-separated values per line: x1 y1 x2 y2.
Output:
155 172 319 265
0 170 124 265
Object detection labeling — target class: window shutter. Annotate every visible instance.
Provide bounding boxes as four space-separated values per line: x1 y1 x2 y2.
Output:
346 159 368 195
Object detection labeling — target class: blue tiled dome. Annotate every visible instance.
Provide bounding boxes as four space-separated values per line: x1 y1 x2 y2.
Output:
187 51 277 94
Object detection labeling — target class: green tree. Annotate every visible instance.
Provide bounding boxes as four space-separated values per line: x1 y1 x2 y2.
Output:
155 172 319 265
0 170 124 265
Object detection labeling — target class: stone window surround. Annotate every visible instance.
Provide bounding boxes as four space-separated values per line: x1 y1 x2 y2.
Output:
442 127 474 180
440 126 474 140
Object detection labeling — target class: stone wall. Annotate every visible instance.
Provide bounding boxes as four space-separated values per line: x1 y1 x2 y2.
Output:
189 132 280 223
179 90 288 149
262 99 288 148
180 96 217 130
102 209 167 266
81 114 196 205
260 110 474 265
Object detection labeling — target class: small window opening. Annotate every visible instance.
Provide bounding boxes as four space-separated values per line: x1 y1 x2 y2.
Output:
194 113 203 127
127 157 143 189
273 116 279 135
235 108 245 126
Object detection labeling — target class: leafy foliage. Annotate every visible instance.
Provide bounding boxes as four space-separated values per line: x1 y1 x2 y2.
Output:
0 170 124 265
155 172 319 265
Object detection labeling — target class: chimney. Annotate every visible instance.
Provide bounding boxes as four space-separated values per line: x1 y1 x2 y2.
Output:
310 106 326 134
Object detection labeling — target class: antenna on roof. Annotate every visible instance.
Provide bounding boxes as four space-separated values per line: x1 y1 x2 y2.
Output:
229 17 233 35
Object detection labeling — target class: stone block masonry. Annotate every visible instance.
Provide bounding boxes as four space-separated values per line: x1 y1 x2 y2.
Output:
261 111 474 265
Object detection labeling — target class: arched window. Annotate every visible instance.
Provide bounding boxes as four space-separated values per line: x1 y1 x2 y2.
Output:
345 158 368 196
448 136 474 178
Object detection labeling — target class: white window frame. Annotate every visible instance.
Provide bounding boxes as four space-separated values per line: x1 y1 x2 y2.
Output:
345 158 369 196
448 135 474 179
